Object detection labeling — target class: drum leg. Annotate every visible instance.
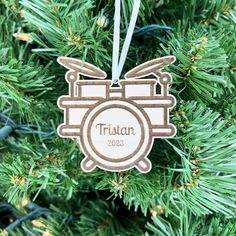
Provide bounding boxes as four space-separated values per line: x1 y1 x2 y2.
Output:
81 157 96 172
136 158 152 173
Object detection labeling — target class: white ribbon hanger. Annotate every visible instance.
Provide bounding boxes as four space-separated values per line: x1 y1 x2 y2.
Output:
112 0 141 84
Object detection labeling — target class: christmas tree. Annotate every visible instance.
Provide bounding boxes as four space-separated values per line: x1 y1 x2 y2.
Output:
0 0 236 235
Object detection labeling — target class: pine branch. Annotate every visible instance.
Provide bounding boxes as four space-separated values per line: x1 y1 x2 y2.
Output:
76 199 144 236
0 10 55 121
21 0 111 68
96 172 161 215
161 28 229 104
146 209 236 236
0 138 82 205
159 101 236 216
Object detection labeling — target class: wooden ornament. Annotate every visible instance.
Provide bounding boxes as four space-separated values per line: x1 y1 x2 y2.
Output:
57 56 176 173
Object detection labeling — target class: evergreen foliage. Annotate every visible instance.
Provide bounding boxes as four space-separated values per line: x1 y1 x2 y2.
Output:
0 0 235 235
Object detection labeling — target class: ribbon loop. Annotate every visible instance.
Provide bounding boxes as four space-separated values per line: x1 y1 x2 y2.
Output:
112 0 141 84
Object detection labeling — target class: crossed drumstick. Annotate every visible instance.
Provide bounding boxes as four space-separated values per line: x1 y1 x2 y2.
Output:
57 56 176 97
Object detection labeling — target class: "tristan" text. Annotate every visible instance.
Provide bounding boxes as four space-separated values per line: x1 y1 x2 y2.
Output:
96 123 136 136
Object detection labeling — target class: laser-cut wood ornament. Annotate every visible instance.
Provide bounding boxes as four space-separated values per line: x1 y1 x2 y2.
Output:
57 56 177 173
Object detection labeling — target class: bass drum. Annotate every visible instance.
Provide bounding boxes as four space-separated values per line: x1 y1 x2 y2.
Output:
80 98 153 173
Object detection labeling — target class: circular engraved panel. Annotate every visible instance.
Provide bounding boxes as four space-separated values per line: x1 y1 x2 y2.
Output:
88 105 143 161
81 99 152 170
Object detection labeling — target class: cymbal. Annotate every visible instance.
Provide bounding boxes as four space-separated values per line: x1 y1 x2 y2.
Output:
57 57 107 79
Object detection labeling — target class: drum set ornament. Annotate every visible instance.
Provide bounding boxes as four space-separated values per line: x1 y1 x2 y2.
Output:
57 56 177 173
